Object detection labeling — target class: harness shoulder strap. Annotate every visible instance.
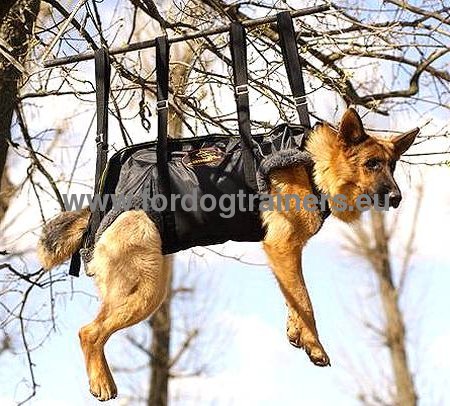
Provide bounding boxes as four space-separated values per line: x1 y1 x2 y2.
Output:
230 22 259 191
69 47 111 277
277 11 311 129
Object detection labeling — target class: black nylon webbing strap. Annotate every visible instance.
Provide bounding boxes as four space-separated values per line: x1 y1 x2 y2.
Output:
277 11 311 129
230 22 258 191
68 249 81 277
155 35 177 247
155 36 170 196
69 48 111 277
94 48 111 193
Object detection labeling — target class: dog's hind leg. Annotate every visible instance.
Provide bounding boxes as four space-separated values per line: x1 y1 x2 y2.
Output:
79 210 170 401
263 219 330 367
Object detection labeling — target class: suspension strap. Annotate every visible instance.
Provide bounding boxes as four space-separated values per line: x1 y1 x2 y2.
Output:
94 48 111 192
277 11 311 129
230 22 258 191
69 47 111 277
156 35 171 196
155 35 177 247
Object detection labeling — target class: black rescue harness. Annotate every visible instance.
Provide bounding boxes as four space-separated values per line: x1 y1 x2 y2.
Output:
69 12 330 277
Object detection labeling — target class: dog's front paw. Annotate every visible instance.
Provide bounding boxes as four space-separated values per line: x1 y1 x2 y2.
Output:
89 372 117 401
304 343 330 367
287 322 330 367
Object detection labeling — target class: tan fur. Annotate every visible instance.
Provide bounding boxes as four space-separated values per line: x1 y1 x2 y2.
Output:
37 108 418 401
307 123 396 222
37 208 90 270
262 165 329 364
79 210 169 401
257 109 417 366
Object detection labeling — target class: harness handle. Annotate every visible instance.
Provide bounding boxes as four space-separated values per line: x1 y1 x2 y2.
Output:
277 11 311 129
69 47 111 277
230 22 259 191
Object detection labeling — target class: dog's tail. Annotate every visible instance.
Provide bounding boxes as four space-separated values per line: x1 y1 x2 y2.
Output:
37 208 90 270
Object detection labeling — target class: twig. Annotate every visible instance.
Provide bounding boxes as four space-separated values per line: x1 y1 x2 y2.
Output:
40 0 89 64
43 5 331 67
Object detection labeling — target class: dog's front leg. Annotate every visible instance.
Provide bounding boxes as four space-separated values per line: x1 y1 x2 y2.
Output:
263 237 330 367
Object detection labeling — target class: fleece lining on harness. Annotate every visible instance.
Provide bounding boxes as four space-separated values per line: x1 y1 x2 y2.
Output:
257 149 313 193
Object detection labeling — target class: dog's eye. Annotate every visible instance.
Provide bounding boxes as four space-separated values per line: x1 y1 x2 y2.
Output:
365 158 381 170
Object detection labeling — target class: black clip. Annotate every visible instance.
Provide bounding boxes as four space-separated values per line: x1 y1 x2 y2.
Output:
156 99 169 111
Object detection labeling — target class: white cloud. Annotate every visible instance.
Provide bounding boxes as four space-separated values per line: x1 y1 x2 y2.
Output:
427 330 450 370
169 311 355 406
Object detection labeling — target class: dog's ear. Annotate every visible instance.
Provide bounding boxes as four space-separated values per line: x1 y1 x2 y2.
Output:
339 108 368 145
391 128 419 157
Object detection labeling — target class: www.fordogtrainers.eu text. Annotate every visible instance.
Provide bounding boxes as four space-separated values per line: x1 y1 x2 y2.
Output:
62 188 392 218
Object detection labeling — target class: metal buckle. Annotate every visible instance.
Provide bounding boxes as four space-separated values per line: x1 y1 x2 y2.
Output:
294 95 307 107
235 84 248 96
156 99 168 111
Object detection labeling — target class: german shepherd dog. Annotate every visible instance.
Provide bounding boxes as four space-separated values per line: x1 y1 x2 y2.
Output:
37 108 418 401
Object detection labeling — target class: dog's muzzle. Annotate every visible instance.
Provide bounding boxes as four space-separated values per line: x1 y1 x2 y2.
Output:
376 187 402 208
388 191 402 208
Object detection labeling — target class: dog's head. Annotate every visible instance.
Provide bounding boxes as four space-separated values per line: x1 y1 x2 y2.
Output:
307 108 419 220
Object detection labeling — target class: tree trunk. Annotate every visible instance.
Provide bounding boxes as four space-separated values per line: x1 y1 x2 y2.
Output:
371 211 417 406
0 0 40 222
148 271 172 406
0 1 18 22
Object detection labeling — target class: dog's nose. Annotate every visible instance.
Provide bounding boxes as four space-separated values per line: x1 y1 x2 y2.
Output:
389 191 402 208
